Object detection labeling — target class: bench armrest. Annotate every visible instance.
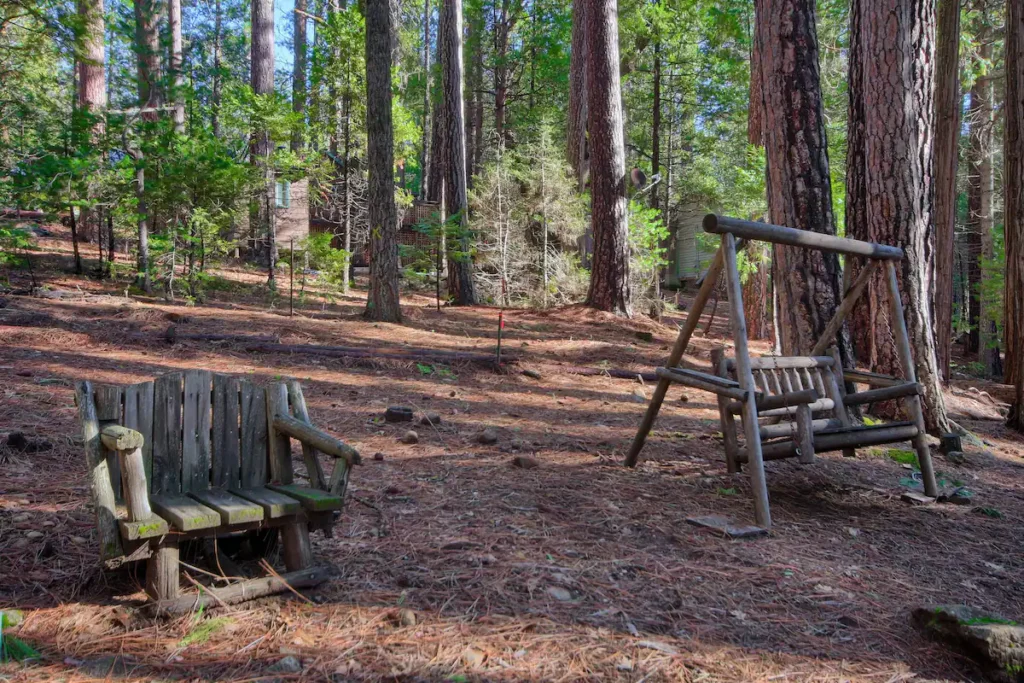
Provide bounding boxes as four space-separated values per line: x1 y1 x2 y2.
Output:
100 425 145 451
273 414 362 465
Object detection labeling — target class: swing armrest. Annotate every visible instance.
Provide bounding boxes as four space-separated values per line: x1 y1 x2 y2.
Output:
656 367 758 403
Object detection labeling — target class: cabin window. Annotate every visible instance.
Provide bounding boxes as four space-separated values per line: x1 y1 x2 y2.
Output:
275 180 291 208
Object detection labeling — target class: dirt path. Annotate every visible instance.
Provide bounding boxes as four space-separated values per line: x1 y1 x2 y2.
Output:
2 229 1023 681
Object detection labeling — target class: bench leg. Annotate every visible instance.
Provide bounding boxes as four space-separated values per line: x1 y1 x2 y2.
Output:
281 522 313 571
146 537 180 602
795 404 815 464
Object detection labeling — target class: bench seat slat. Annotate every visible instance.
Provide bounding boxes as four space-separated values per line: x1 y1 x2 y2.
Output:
190 488 264 525
268 484 345 512
151 494 221 531
232 487 303 518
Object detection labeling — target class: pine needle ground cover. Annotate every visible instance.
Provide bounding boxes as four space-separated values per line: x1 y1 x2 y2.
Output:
1 228 1023 681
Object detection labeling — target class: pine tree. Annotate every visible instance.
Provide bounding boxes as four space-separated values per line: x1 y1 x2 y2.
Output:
583 0 629 315
441 0 476 305
1005 0 1024 430
364 0 402 321
932 0 962 381
848 0 951 433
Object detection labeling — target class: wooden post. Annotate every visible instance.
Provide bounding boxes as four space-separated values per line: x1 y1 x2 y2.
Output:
102 426 152 521
625 243 729 466
810 260 877 356
884 261 938 497
711 347 740 473
146 537 180 602
285 380 328 489
794 403 814 464
75 381 123 561
289 237 295 317
826 346 856 457
722 232 771 528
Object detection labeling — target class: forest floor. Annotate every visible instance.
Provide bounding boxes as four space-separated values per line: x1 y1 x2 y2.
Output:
2 225 1024 682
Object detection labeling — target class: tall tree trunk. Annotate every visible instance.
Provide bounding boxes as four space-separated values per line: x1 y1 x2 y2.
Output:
169 0 185 133
973 39 999 375
364 0 402 321
441 0 477 304
966 73 983 355
292 0 307 152
419 0 432 199
493 0 517 147
1005 0 1024 430
212 0 222 136
748 12 764 146
131 0 157 292
464 14 476 182
651 40 661 209
251 0 277 288
849 0 950 433
426 84 446 203
567 0 587 186
583 0 630 315
133 0 161 120
752 0 852 364
76 0 105 246
932 0 962 381
845 0 873 363
743 245 772 340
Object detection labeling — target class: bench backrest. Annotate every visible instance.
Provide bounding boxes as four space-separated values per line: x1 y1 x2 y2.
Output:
720 355 838 405
80 371 292 503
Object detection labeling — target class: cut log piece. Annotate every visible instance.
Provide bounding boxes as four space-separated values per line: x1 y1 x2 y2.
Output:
150 566 331 616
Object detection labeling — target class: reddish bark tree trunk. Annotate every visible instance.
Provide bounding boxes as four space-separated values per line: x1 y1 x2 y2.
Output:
169 0 185 133
251 0 277 288
441 0 477 304
567 0 588 187
364 0 402 322
752 0 852 363
932 0 962 381
1005 0 1024 429
849 0 951 433
292 0 307 152
583 0 630 315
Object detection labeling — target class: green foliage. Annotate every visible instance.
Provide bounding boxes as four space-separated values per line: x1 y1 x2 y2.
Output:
0 227 35 269
179 613 232 648
887 449 919 467
302 232 352 293
1 611 38 662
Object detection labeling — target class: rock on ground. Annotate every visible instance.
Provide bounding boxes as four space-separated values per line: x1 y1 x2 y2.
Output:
913 605 1024 682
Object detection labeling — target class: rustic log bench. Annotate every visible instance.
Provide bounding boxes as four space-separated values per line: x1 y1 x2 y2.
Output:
74 371 360 614
703 348 926 470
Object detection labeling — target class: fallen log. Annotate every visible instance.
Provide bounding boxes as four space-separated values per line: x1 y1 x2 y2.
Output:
242 341 511 367
560 365 658 382
163 326 279 344
150 566 330 616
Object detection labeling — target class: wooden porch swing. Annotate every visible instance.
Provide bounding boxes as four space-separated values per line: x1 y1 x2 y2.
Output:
626 214 939 530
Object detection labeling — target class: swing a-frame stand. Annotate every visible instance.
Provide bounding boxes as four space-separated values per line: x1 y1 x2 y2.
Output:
626 214 938 529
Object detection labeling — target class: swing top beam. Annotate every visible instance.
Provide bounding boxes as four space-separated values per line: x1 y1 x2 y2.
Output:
703 214 904 261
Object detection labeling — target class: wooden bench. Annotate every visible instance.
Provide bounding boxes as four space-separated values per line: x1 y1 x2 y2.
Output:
74 371 360 614
704 347 925 471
